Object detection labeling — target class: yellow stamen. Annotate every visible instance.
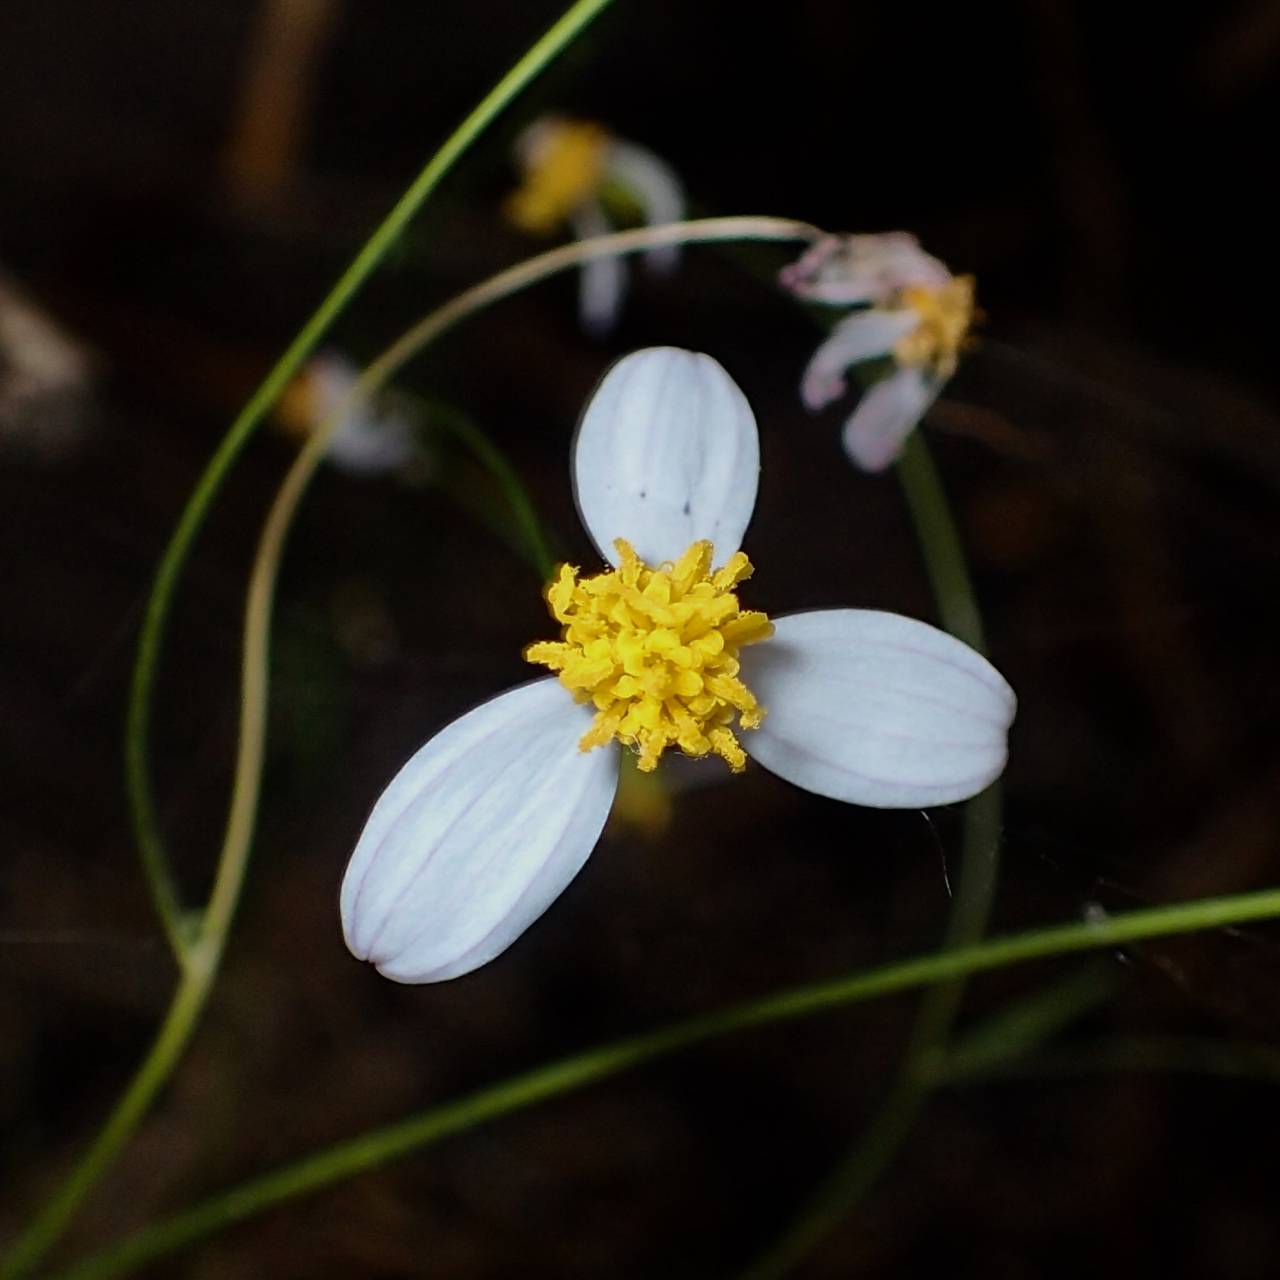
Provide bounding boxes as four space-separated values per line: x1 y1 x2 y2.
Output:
893 275 976 377
506 119 610 235
525 539 774 773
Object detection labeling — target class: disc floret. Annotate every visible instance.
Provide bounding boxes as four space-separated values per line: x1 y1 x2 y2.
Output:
894 275 976 378
505 118 610 234
525 538 774 772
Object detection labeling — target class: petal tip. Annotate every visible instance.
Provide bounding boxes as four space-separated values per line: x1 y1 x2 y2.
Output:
336 678 618 985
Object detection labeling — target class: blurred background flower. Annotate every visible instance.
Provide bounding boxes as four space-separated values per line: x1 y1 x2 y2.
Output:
507 114 685 335
781 232 977 470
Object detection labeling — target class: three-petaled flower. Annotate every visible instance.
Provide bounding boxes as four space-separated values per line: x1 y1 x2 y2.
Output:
505 115 685 337
340 348 1015 983
780 233 975 472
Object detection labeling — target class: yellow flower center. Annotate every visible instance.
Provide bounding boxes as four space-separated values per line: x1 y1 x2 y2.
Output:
506 120 610 235
525 539 774 773
893 275 976 377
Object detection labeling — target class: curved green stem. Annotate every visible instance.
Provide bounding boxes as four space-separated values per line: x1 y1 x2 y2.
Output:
744 432 1003 1279
0 957 213 1280
895 429 1001 1057
7 5 616 1275
123 0 618 963
934 963 1116 1084
53 882 1280 1280
896 431 987 652
6 215 819 1280
420 399 559 579
943 1035 1280 1086
4 398 340 1280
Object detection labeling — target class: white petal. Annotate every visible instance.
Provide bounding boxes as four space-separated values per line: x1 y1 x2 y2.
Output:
800 308 920 411
779 233 953 306
571 202 628 339
327 412 419 476
573 347 759 568
605 140 685 274
302 352 419 476
340 678 619 983
741 610 1015 807
841 365 942 472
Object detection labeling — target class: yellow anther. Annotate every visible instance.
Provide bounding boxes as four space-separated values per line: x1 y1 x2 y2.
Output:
524 538 774 772
506 120 610 235
893 275 976 377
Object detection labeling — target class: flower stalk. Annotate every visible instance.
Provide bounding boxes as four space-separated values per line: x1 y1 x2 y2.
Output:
4 4 618 1273
740 422 1005 1280
122 0 620 968
51 880 1280 1280
5 216 822 1278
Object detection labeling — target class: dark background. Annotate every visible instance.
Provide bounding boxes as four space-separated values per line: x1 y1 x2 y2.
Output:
2 1 1279 1276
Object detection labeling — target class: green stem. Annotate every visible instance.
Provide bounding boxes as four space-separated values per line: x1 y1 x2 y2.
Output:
893 432 1002 1073
933 963 1115 1084
423 399 559 579
122 0 617 963
53 883 1280 1280
0 955 215 1279
743 434 1002 1279
8 215 820 1280
943 1035 1280 1086
742 964 1114 1279
2 390 333 1280
7 6 616 1275
896 431 986 652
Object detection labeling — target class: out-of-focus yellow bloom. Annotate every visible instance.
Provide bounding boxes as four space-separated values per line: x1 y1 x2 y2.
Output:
893 277 975 380
780 233 977 472
505 115 686 336
506 120 611 234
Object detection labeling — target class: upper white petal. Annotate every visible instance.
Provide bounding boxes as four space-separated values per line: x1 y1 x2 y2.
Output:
801 308 920 411
340 678 619 983
571 202 628 339
604 140 685 273
741 610 1015 808
573 347 759 568
841 365 942 472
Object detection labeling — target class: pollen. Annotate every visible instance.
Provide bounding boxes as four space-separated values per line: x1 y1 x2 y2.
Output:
893 275 976 377
506 119 610 235
525 539 775 773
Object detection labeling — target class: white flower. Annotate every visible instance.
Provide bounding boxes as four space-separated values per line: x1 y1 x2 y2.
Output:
506 116 685 337
0 271 95 462
781 233 975 472
340 348 1015 983
277 352 421 477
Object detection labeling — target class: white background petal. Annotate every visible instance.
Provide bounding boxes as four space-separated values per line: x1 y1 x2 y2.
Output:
801 308 920 411
304 352 419 476
779 233 953 305
341 678 619 982
841 364 942 472
605 140 685 273
740 610 1015 807
571 202 628 338
573 347 759 567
